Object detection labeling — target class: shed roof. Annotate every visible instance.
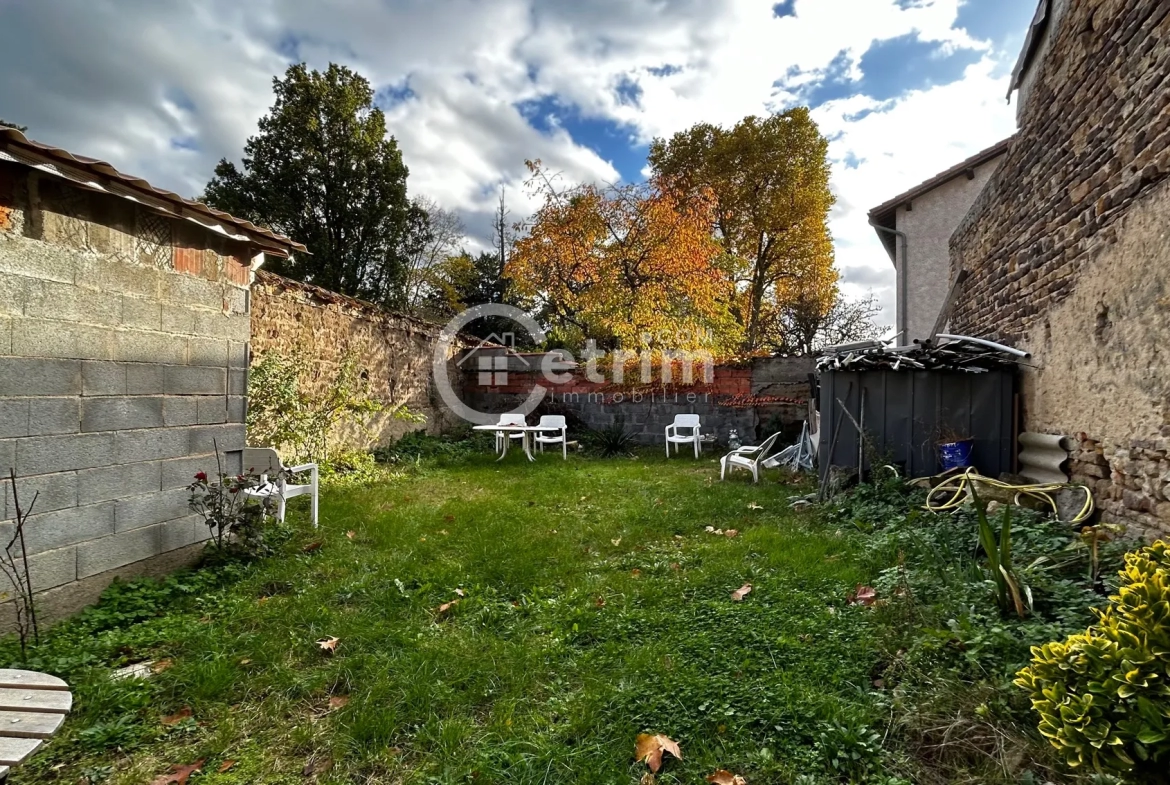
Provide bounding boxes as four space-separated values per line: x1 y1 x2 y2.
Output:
868 136 1014 261
0 127 306 256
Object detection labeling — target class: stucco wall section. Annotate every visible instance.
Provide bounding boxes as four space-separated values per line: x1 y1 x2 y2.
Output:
894 157 1002 343
951 0 1170 537
0 160 257 623
249 271 463 451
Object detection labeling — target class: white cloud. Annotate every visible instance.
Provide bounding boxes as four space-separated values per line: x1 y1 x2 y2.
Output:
0 0 1023 310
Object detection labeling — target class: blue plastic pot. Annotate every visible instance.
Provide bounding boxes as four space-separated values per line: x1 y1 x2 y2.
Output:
938 439 974 471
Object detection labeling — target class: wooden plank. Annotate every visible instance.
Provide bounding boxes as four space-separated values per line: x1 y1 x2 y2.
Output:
0 710 65 739
0 736 41 766
930 269 970 341
0 670 68 691
0 689 71 714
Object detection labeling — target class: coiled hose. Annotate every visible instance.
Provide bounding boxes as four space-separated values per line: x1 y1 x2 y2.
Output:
923 467 1095 524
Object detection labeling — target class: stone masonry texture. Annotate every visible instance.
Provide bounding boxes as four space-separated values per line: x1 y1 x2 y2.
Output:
950 0 1170 538
250 271 466 451
0 160 260 623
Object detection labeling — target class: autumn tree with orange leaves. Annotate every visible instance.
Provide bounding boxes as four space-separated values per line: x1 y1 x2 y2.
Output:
649 109 842 354
508 161 741 353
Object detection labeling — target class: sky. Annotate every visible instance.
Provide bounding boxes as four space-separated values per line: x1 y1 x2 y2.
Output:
0 0 1036 323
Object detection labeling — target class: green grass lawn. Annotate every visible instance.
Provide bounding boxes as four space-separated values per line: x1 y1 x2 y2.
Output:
6 452 1075 785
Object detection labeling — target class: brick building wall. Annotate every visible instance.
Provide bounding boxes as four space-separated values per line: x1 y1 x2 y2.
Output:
249 272 463 452
0 160 260 622
950 0 1170 537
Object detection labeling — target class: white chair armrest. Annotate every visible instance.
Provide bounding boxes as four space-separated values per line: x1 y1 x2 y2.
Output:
665 424 676 436
288 462 318 474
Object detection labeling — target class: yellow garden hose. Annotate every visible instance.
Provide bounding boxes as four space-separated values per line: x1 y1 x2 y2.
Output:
924 467 1095 524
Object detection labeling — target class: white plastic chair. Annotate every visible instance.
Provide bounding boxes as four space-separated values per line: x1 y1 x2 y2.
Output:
721 431 785 483
241 447 319 527
665 414 702 458
533 415 568 459
494 413 527 454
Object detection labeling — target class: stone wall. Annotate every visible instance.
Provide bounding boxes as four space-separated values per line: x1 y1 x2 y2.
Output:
463 354 814 446
0 160 258 622
249 272 461 451
950 0 1170 537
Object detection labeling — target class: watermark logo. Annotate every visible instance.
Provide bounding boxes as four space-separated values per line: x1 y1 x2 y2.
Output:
433 305 717 425
433 304 548 425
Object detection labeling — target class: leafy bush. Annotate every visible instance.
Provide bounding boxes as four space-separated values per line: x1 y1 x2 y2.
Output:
1014 540 1170 779
248 349 421 467
376 429 494 463
583 420 637 457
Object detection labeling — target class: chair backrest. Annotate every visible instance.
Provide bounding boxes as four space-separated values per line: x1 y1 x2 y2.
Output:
673 414 701 428
244 447 284 476
537 415 566 429
753 431 785 462
497 413 527 427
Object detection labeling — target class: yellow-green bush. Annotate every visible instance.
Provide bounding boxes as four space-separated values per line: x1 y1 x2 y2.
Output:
1015 540 1170 777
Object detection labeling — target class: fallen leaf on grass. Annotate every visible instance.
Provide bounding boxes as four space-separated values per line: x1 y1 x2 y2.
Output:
848 585 877 606
328 695 350 710
440 529 449 536
161 707 192 726
454 588 466 597
302 541 323 554
635 733 682 772
152 659 174 674
747 502 763 510
345 530 356 540
730 583 753 601
640 774 656 785
218 760 236 773
611 538 622 546
594 596 606 608
670 563 681 571
317 637 340 654
149 759 204 785
256 596 270 605
302 756 333 778
707 770 747 785
437 599 460 614
724 529 739 538
631 569 642 577
238 658 252 666
443 514 455 522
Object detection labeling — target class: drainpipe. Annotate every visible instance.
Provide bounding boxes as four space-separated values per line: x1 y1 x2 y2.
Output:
869 220 908 345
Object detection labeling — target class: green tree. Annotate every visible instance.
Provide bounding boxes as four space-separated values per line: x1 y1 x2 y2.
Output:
0 119 27 132
648 110 837 353
203 63 422 308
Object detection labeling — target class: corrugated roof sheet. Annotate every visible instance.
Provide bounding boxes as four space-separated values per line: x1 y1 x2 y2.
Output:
0 127 306 256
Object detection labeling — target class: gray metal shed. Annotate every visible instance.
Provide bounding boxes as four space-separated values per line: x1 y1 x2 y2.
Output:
818 369 1017 481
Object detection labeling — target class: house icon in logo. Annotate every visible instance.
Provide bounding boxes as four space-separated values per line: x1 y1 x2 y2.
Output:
456 333 532 386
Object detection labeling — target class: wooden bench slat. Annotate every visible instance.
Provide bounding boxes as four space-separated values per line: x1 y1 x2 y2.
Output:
0 737 41 766
0 670 68 691
0 710 65 739
0 689 71 714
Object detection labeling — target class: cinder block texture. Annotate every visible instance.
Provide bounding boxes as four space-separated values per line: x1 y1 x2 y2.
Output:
1 160 264 614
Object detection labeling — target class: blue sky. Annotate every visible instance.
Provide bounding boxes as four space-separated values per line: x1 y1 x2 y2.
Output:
0 0 1039 321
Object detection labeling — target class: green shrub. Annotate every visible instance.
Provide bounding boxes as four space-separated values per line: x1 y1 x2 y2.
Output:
583 420 637 457
1014 540 1170 778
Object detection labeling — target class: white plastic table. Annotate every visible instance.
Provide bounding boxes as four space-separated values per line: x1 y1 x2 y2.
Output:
473 424 547 462
0 669 72 780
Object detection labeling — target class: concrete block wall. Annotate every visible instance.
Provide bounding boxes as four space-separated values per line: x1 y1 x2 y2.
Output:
463 355 814 445
0 161 257 621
